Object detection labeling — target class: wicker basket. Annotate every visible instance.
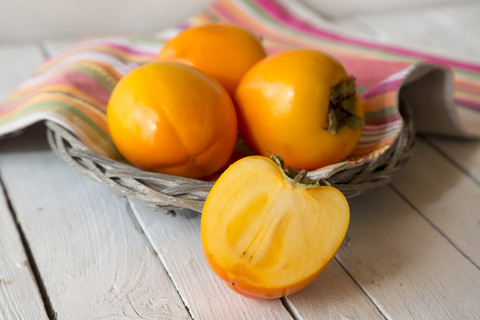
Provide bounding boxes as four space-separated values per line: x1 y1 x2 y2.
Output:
45 98 415 214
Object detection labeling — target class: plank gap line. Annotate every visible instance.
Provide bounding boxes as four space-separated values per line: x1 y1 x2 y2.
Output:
39 41 51 60
421 135 480 186
334 257 391 320
389 184 480 271
125 200 194 320
280 297 300 320
0 172 57 320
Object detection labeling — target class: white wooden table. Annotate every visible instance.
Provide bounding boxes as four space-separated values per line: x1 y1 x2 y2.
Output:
1 2 480 319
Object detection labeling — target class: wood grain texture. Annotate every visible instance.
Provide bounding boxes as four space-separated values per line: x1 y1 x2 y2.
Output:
339 186 480 320
41 40 73 58
0 44 44 100
0 126 190 320
131 199 389 320
0 44 49 319
0 176 49 320
0 3 478 319
391 139 480 267
285 260 384 319
428 136 480 183
130 203 294 320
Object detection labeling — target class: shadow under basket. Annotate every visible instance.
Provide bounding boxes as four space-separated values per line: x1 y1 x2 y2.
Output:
45 99 415 214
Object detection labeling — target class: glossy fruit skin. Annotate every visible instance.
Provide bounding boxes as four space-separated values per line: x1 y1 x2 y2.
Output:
157 23 266 95
235 49 364 170
200 155 350 299
106 62 238 179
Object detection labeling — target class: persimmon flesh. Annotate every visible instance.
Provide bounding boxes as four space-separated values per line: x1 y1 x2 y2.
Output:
200 156 350 299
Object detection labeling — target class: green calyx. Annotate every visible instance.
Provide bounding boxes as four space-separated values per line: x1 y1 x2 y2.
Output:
327 76 364 135
270 154 330 187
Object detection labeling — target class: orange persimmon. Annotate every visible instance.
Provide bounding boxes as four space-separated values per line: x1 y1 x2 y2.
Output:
201 155 350 299
235 49 364 170
157 23 266 95
106 62 238 179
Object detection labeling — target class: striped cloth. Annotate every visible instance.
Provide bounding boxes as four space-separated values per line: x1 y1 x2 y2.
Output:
1 0 479 177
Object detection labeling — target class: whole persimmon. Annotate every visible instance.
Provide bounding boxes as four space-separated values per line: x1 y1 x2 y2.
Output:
201 155 350 299
235 49 364 170
156 23 266 95
106 62 238 179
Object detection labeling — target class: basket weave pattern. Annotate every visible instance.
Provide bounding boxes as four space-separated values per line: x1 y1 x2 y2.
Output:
46 99 415 214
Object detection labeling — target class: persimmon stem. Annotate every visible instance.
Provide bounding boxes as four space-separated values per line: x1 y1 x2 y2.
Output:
327 76 363 134
293 169 308 183
271 154 329 187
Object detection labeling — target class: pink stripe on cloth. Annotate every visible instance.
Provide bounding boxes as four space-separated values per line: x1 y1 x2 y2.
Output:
328 56 411 89
455 98 480 111
365 115 402 126
362 78 404 99
211 2 243 24
43 43 152 63
54 70 110 104
11 69 110 108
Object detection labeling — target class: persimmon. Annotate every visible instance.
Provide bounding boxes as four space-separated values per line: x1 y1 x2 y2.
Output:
201 155 350 299
235 49 364 170
156 23 266 95
106 62 237 179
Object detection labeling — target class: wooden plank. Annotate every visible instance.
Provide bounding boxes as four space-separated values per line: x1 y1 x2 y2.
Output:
427 136 480 183
457 106 480 137
284 260 384 319
131 201 384 319
41 39 74 58
391 139 480 266
0 43 49 319
130 202 294 320
338 185 480 319
0 175 49 319
0 124 190 319
0 44 44 101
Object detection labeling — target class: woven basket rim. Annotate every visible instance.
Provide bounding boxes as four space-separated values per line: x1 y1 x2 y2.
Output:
45 98 415 214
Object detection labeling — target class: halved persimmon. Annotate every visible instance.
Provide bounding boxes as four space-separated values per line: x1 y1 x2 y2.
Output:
200 155 350 299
